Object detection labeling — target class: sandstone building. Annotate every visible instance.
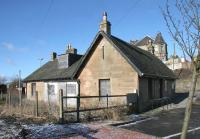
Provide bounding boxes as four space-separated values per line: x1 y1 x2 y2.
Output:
24 12 176 112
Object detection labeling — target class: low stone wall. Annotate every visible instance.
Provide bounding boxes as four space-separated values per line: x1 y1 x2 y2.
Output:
176 78 200 93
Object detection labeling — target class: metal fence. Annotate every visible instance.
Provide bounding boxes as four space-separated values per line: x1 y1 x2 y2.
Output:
59 89 129 122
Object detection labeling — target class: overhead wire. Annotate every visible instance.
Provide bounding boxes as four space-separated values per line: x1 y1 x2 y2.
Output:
114 0 142 30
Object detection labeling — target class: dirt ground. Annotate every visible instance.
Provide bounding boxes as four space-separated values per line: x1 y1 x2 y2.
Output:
0 103 156 139
0 89 198 138
0 114 155 139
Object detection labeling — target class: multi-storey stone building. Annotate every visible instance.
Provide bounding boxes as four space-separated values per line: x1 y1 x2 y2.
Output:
130 32 168 62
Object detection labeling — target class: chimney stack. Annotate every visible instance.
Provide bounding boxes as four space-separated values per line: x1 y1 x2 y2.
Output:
99 12 111 35
66 43 77 54
51 52 57 61
147 40 155 55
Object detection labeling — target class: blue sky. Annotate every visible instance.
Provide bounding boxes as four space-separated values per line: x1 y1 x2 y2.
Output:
0 0 181 79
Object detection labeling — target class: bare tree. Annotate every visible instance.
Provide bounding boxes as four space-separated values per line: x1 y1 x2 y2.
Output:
161 0 200 138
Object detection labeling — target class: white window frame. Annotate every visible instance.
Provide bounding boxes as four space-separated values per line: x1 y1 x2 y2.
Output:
66 82 77 96
47 84 55 96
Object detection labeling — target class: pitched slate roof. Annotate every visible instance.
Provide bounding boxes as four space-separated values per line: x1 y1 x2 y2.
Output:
134 36 153 46
23 58 82 82
154 32 166 44
73 32 176 79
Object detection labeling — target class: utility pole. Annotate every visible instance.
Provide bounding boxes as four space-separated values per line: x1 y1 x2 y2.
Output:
18 70 21 92
18 70 22 113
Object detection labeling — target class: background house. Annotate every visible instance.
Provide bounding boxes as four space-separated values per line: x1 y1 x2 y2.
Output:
130 32 168 62
164 55 191 70
23 45 82 106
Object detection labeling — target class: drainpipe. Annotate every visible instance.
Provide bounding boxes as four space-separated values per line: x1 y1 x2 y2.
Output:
77 79 80 122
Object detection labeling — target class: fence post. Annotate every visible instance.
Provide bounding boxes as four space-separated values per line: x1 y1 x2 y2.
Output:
8 89 11 111
166 99 168 109
6 91 8 105
106 94 108 109
59 89 64 123
162 100 165 110
77 80 80 122
19 88 22 114
35 91 39 117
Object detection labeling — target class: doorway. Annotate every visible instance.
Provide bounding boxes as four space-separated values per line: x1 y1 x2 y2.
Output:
99 79 110 101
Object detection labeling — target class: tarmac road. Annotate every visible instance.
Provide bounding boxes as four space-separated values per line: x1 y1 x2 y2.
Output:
120 104 200 139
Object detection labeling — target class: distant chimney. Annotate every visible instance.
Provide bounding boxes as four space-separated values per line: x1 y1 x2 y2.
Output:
99 12 111 35
148 39 153 46
51 52 57 61
147 40 154 55
66 43 77 54
152 46 155 55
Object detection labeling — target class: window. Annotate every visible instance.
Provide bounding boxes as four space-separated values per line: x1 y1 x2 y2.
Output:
102 46 105 59
31 83 36 96
99 79 110 100
154 45 158 52
66 84 76 95
48 84 55 95
161 45 165 53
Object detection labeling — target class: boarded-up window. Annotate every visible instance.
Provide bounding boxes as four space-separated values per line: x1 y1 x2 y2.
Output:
48 84 55 95
102 46 105 59
99 79 110 100
172 81 175 90
165 80 168 92
160 79 163 98
31 83 36 96
66 84 76 95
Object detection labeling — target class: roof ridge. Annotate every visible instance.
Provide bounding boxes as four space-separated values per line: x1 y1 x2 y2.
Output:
73 31 175 79
108 34 175 79
154 32 166 44
111 35 154 60
134 36 154 46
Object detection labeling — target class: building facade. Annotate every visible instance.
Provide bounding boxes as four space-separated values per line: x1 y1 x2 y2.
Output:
164 55 190 70
24 13 176 112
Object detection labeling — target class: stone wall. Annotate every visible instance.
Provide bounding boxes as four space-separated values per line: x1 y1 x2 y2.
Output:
78 37 138 107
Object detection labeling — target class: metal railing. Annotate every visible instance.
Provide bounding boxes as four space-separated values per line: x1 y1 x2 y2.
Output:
150 97 172 110
59 89 128 122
